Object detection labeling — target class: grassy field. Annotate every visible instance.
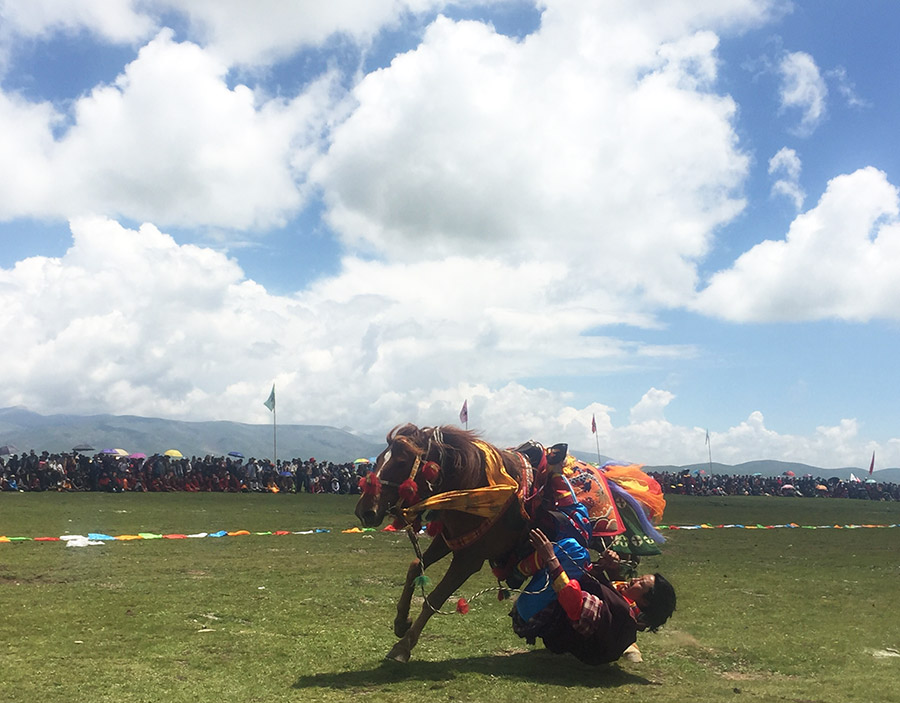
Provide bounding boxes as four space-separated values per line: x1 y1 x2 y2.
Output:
1 492 898 702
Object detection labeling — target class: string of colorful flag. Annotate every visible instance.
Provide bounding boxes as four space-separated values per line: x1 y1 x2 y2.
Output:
3 520 897 546
0 528 330 547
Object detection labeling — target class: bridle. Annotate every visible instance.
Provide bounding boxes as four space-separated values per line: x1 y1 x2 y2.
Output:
362 428 445 517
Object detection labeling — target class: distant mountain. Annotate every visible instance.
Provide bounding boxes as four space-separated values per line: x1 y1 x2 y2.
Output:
0 407 383 464
2 407 898 481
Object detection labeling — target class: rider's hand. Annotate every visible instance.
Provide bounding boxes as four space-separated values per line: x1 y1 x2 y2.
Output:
529 528 558 568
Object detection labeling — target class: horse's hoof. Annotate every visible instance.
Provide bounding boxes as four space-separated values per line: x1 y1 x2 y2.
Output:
393 618 412 638
385 644 410 663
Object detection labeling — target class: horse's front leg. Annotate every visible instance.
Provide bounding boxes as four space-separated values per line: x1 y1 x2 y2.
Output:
394 536 451 638
386 552 483 663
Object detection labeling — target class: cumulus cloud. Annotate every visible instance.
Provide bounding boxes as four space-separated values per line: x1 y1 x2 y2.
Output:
314 8 749 312
768 146 804 210
0 0 156 44
1 216 885 467
694 167 900 322
778 50 827 135
156 0 453 66
0 30 339 229
2 1 897 469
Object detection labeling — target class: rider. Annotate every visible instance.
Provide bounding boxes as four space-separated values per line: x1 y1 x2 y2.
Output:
511 528 676 665
492 442 592 588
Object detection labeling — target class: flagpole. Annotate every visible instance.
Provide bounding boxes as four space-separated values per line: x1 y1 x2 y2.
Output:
273 402 277 467
706 429 712 475
594 429 601 466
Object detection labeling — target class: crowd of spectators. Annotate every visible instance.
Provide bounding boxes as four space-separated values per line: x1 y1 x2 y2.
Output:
3 449 898 501
0 449 369 494
650 469 900 501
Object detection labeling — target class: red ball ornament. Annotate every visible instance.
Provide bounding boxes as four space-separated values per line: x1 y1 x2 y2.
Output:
420 461 440 482
398 478 419 504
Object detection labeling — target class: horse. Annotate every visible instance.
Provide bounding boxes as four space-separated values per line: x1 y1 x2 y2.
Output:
354 423 532 663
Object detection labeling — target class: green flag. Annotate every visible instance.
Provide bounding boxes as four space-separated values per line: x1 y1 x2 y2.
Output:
263 385 275 412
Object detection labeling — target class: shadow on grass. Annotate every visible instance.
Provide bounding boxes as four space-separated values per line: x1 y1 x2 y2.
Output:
292 650 654 690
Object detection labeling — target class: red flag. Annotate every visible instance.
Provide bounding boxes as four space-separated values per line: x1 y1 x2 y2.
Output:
459 399 468 424
591 414 597 434
869 452 875 475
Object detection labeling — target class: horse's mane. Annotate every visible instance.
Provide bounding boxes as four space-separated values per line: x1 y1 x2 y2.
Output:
387 423 487 487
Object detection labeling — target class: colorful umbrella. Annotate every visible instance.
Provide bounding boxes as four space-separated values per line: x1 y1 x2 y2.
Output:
783 470 795 477
164 449 183 458
102 448 129 457
227 451 244 458
129 452 147 459
0 444 17 456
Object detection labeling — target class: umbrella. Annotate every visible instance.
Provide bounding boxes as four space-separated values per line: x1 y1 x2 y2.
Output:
751 472 762 476
0 444 17 456
228 451 244 458
129 452 147 459
783 470 795 477
72 444 95 452
102 448 129 457
865 478 877 484
781 484 795 491
164 449 183 458
354 458 371 464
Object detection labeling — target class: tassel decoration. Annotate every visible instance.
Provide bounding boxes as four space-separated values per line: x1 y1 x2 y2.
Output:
398 478 419 504
420 461 440 482
456 597 470 614
425 520 443 538
413 574 431 589
360 472 381 496
497 588 510 602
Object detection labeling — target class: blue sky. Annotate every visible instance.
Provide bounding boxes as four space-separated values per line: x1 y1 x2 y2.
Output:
1 0 899 469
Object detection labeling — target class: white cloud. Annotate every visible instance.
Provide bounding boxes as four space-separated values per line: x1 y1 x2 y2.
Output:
0 30 339 229
0 0 156 44
156 0 453 66
778 50 827 135
314 8 749 313
768 146 804 210
3 1 897 470
694 167 900 322
1 216 896 468
827 66 869 109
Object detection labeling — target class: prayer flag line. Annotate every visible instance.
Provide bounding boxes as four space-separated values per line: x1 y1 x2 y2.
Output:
0 528 331 546
3 522 899 545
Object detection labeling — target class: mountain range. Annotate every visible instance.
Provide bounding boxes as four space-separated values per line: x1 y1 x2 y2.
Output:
2 407 898 482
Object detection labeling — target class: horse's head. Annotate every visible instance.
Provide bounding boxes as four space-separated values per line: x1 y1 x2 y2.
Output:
354 424 435 528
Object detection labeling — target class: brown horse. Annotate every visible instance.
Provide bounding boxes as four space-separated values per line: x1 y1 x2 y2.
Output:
354 423 531 663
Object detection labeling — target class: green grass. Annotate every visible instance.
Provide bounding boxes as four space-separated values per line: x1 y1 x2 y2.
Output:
1 493 899 702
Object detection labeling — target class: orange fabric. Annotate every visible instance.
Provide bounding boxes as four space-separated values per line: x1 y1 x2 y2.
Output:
603 464 666 524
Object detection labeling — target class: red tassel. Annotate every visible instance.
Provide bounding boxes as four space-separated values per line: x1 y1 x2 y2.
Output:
425 520 443 538
456 597 470 614
398 478 419 504
420 461 440 482
360 472 381 496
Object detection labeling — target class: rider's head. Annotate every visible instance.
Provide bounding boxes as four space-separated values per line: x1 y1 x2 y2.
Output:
636 573 676 632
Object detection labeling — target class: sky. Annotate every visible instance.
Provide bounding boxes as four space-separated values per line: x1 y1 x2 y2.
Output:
1 0 899 469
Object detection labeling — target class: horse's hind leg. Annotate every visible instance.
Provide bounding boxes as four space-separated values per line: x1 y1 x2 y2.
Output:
386 552 482 663
394 537 450 638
